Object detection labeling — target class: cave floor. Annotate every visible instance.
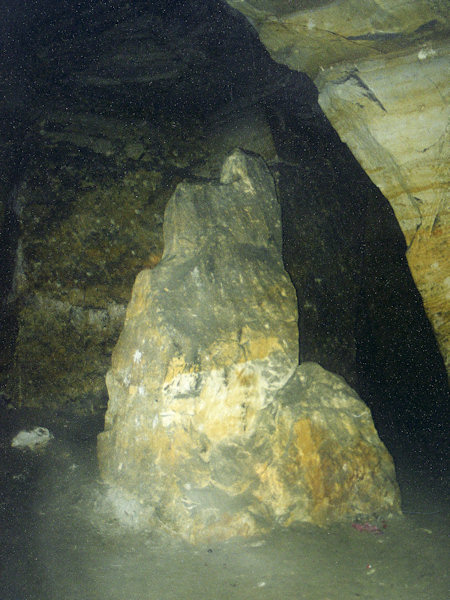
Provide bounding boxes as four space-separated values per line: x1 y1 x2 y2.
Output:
0 407 448 600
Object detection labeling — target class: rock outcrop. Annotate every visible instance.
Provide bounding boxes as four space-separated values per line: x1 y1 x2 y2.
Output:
98 150 400 542
225 0 450 374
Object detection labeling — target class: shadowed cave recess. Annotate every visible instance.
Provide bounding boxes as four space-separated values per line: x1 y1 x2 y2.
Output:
1 0 448 515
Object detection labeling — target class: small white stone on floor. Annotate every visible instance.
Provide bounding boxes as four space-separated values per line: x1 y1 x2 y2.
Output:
11 427 53 450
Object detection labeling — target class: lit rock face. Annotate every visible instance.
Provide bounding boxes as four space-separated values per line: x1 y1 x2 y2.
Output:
225 0 450 374
98 149 400 542
316 43 450 374
224 0 448 79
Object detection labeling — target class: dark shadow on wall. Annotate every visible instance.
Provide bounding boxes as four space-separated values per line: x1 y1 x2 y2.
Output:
264 77 449 465
0 116 32 399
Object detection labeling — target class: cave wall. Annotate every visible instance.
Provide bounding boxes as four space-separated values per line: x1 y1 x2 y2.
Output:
0 2 281 410
0 0 447 418
225 0 450 375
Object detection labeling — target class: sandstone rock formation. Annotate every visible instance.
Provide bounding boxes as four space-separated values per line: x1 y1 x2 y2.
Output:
225 0 450 374
98 149 400 542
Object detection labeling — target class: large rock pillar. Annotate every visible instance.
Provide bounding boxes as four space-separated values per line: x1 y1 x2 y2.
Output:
98 149 400 542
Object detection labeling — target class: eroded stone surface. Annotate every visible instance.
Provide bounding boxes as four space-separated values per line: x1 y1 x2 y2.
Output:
258 362 400 526
98 150 400 542
3 116 172 410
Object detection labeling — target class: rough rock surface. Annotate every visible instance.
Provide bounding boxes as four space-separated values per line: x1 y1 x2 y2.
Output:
3 115 174 410
2 102 280 411
0 2 289 410
98 150 400 542
225 0 450 375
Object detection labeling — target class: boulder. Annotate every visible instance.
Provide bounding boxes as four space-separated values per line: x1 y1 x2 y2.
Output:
98 149 400 542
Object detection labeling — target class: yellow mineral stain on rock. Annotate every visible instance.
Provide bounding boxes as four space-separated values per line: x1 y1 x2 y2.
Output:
234 365 257 388
407 223 450 371
284 418 386 525
254 464 297 520
289 419 325 517
164 355 188 383
246 336 283 361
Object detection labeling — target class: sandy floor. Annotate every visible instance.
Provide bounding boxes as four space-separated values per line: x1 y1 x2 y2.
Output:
1 408 448 600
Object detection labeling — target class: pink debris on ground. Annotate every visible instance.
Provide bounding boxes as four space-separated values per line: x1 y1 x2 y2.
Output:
351 522 385 534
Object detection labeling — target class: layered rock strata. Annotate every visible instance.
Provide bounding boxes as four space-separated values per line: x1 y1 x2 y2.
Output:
225 0 450 373
317 42 449 374
98 150 400 542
